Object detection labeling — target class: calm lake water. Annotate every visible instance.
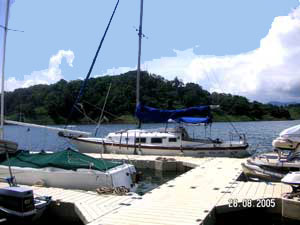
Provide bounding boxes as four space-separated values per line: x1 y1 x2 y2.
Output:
3 120 300 153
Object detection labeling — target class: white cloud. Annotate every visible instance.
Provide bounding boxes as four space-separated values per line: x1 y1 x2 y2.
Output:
98 66 133 76
5 50 74 91
99 7 300 103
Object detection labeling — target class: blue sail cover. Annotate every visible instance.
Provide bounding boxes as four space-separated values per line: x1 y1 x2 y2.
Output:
136 104 211 123
174 117 211 124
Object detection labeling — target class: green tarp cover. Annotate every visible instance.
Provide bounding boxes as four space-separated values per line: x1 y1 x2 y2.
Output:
0 149 123 172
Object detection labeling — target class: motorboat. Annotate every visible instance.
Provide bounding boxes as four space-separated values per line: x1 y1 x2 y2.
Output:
0 147 137 192
0 139 137 193
242 124 300 181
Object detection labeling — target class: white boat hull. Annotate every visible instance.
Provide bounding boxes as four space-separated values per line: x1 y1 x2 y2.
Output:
69 137 249 158
241 152 300 181
0 164 136 192
241 161 285 181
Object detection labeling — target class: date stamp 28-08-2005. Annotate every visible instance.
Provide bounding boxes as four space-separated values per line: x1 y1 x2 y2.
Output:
228 198 276 208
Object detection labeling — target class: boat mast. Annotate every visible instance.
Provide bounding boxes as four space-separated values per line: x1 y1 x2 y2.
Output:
0 1 16 186
136 0 144 128
0 0 11 140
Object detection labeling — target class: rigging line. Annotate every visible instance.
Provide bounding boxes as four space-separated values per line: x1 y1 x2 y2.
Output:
0 25 24 32
65 0 120 128
209 70 230 106
220 110 242 137
210 71 242 137
82 100 120 119
204 69 242 137
94 83 112 137
74 105 97 124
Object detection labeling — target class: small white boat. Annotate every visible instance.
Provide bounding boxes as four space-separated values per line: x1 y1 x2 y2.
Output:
242 124 300 181
0 148 137 192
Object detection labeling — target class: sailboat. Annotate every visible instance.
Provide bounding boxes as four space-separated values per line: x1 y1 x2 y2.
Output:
63 104 249 157
0 0 138 192
60 0 249 158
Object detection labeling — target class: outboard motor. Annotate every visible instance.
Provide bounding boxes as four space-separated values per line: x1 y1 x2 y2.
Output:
0 186 36 217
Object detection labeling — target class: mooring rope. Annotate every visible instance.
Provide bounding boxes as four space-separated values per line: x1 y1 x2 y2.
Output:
96 186 129 195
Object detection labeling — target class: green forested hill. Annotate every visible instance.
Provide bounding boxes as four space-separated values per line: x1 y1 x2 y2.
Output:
4 71 298 124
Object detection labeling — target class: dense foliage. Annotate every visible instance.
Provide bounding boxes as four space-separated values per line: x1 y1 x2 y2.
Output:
4 71 297 124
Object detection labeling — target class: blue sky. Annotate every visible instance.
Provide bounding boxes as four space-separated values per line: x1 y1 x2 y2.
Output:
1 0 300 103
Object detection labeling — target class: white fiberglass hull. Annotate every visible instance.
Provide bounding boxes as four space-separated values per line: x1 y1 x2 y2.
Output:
69 137 249 158
241 152 300 181
0 164 136 191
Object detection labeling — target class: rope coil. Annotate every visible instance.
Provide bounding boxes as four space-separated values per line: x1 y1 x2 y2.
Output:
96 186 129 195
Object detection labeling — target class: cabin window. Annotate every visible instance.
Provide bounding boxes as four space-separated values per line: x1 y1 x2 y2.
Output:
151 138 162 144
169 138 177 142
135 137 146 143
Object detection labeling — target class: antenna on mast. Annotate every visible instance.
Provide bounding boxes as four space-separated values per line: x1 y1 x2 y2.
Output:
0 25 24 33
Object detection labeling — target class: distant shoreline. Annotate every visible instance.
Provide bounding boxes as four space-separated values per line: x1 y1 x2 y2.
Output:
6 114 298 126
5 71 299 126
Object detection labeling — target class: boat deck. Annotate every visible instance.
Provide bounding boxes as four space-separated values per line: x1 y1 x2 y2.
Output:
0 155 292 225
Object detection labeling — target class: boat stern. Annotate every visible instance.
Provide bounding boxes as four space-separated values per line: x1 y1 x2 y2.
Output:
108 163 138 192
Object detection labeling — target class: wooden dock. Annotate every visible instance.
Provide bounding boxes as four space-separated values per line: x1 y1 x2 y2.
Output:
88 155 291 225
0 155 292 225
